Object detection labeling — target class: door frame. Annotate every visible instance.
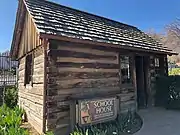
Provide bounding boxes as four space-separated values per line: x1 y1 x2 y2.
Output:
135 55 150 109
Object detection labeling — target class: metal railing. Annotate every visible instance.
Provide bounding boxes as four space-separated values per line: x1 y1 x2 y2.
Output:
0 51 18 104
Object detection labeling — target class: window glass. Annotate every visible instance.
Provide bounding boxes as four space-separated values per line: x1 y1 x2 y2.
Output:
120 56 131 84
155 58 160 67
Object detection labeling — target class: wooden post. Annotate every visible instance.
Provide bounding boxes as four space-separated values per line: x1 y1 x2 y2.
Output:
164 56 168 76
145 56 151 107
42 38 48 133
70 101 76 132
132 54 137 111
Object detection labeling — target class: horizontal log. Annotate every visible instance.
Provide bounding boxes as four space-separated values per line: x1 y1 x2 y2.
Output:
121 100 136 107
49 78 119 89
33 69 44 76
56 57 118 64
120 100 136 112
34 60 44 66
47 72 119 81
52 42 117 56
47 111 70 120
47 67 119 73
56 124 69 129
21 104 43 122
19 91 43 104
55 62 119 69
56 116 70 127
48 50 117 60
19 97 43 117
120 85 135 93
34 55 44 61
19 85 43 95
33 77 44 84
26 109 43 125
34 53 44 59
46 86 121 101
28 117 43 134
33 63 44 69
120 92 135 102
47 104 70 114
50 40 118 53
47 101 70 110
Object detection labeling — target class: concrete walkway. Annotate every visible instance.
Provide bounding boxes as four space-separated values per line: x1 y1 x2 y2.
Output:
134 107 180 135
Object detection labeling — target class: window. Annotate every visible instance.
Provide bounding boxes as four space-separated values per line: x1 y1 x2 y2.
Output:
120 56 131 84
24 54 33 86
155 58 160 67
155 57 160 76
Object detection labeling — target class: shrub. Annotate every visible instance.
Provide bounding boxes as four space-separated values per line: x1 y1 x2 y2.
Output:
169 68 180 75
0 104 28 135
4 87 18 108
70 111 143 135
154 76 170 107
155 75 180 109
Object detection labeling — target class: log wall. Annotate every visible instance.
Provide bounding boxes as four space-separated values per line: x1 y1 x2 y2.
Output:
18 47 44 133
46 40 136 134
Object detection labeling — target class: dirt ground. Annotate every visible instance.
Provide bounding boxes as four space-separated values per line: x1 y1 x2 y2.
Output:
21 122 40 135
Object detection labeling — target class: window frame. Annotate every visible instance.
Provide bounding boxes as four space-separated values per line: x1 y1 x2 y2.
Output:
24 53 34 86
155 57 160 67
119 54 133 85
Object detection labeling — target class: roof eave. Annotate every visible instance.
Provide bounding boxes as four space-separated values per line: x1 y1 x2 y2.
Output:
168 52 179 56
40 33 176 55
10 0 25 60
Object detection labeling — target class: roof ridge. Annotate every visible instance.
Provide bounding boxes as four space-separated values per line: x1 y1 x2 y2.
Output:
27 0 137 29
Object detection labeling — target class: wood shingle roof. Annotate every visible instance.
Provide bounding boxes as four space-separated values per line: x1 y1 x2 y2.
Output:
18 0 177 54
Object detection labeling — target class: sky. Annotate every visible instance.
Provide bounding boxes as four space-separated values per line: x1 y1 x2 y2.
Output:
0 0 180 52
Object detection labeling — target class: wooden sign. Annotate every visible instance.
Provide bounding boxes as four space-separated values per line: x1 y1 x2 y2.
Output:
77 97 118 126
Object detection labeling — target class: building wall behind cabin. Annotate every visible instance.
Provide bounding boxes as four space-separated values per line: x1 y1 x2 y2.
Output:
18 47 44 133
46 40 136 134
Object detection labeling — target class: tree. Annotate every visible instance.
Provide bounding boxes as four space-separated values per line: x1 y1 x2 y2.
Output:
166 19 180 40
147 20 180 63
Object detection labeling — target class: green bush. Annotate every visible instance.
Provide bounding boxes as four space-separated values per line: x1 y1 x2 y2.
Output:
169 68 180 75
4 87 18 108
0 104 28 135
70 111 143 135
155 75 180 109
154 76 170 107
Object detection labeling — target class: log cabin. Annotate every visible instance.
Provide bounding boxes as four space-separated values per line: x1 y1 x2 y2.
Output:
10 0 177 134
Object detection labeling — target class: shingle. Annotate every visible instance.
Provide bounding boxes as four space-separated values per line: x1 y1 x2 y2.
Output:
24 0 173 53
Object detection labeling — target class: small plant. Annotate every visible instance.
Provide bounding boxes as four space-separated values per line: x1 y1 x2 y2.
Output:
45 131 54 135
70 111 143 135
0 104 28 135
4 87 18 108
